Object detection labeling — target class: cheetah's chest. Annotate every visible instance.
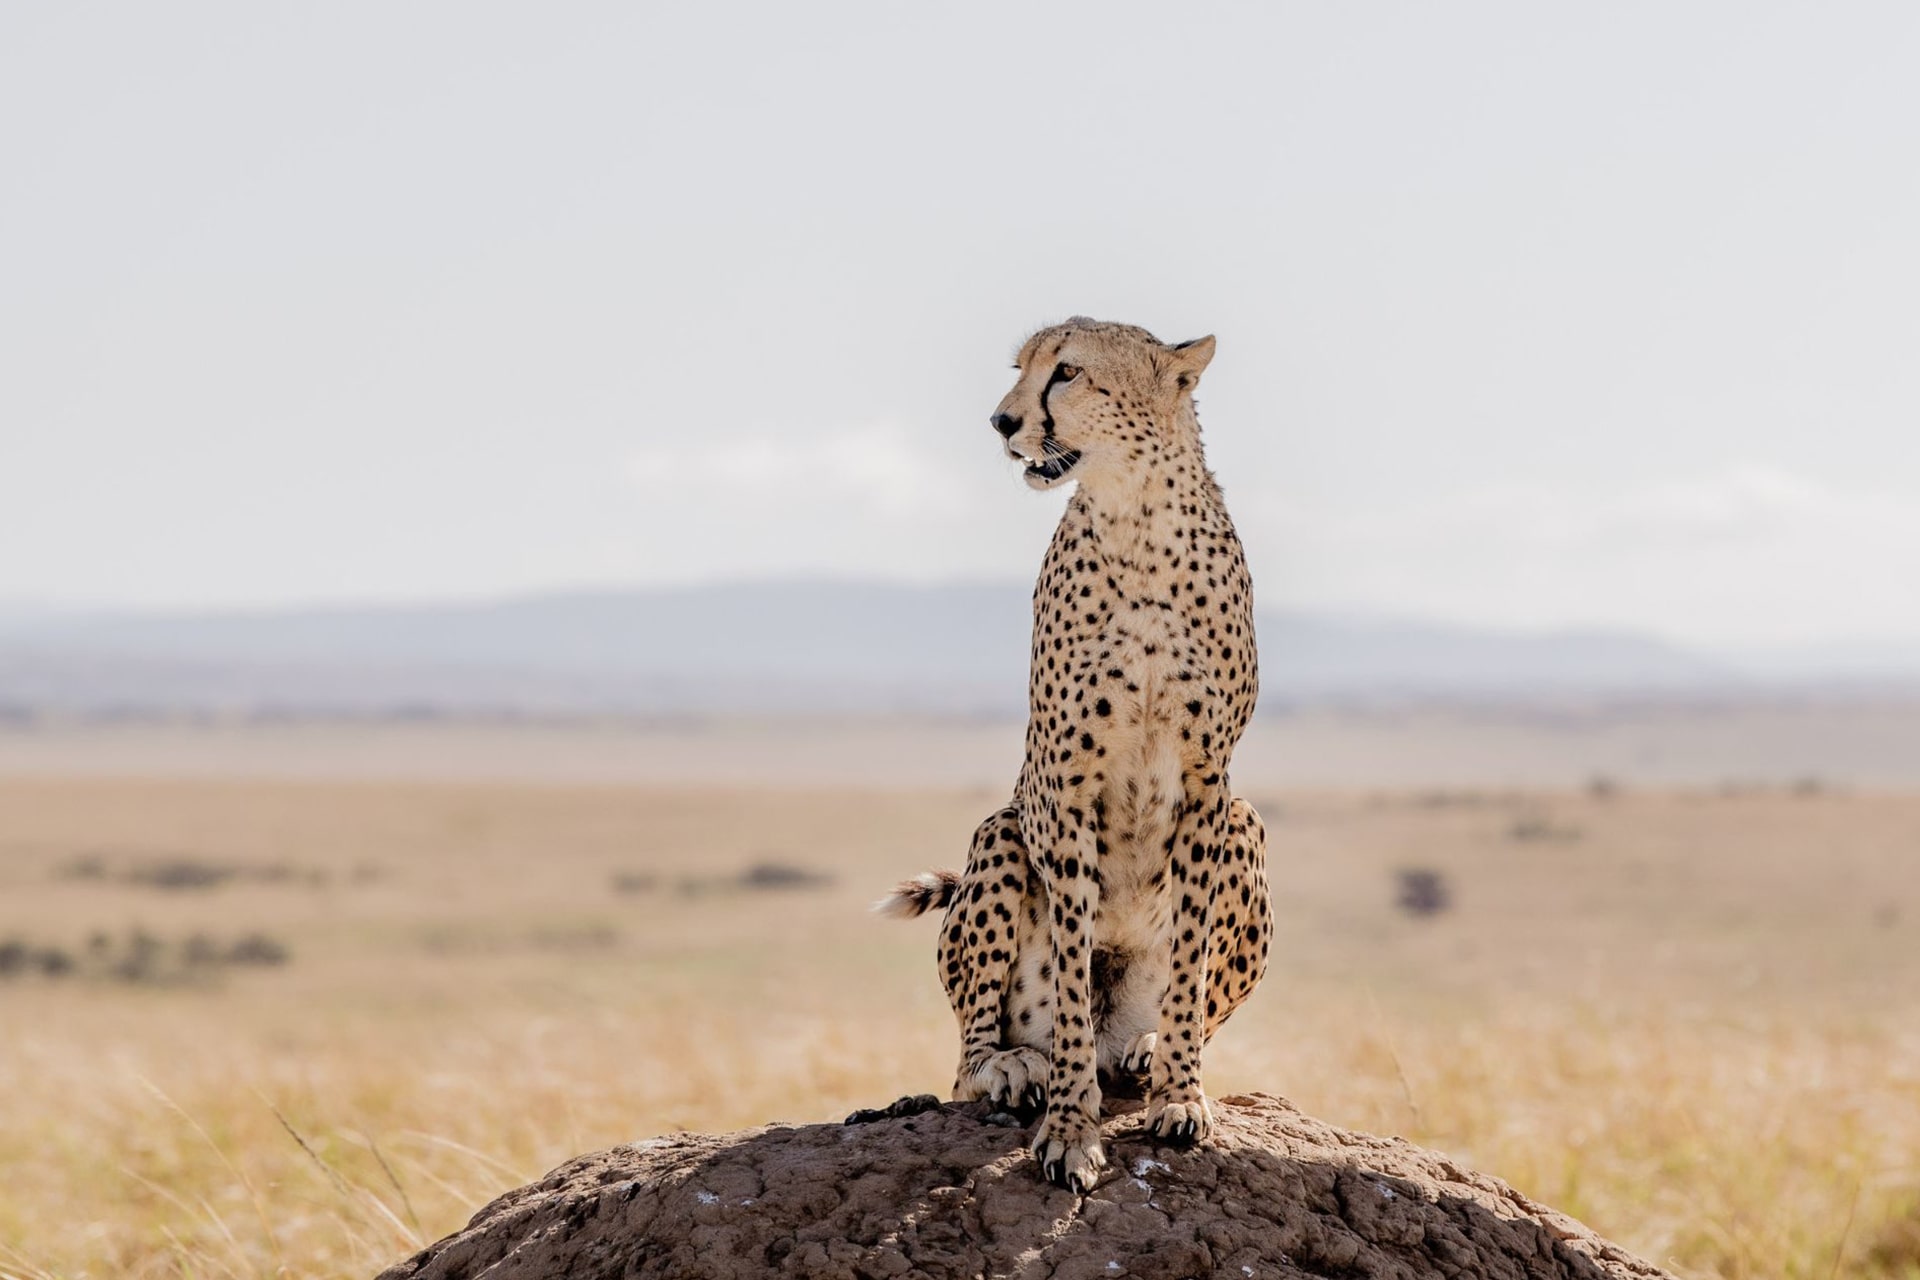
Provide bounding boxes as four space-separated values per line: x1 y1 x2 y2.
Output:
1080 626 1204 935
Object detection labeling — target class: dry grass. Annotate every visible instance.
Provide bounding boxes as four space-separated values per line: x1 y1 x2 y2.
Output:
0 776 1917 1279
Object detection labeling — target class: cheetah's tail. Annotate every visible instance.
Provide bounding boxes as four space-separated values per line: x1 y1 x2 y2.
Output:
871 869 962 919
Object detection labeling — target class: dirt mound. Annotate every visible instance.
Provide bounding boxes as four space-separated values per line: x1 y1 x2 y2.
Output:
376 1092 1671 1280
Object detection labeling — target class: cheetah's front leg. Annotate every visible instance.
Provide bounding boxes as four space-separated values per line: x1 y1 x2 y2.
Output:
1148 784 1226 1145
1029 810 1106 1193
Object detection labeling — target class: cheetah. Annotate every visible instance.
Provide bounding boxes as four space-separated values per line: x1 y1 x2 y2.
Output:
879 318 1271 1194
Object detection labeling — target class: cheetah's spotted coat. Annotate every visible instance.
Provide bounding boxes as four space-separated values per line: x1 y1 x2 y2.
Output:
881 318 1271 1193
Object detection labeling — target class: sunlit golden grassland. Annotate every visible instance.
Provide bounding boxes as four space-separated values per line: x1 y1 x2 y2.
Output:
0 775 1917 1279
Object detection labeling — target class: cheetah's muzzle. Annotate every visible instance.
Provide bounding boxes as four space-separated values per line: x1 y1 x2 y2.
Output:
1022 448 1080 483
1007 438 1081 485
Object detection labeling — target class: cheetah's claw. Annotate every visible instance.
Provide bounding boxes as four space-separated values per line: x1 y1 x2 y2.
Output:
1120 1031 1157 1077
1146 1096 1214 1146
1031 1112 1106 1194
1035 1136 1105 1194
959 1046 1050 1116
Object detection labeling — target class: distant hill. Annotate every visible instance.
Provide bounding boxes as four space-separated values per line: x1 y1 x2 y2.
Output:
0 579 1825 717
1735 637 1920 685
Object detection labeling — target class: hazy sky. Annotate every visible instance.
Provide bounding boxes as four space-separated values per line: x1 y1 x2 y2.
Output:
4 3 1918 650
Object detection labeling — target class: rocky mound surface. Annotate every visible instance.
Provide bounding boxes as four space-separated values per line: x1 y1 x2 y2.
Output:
376 1092 1671 1280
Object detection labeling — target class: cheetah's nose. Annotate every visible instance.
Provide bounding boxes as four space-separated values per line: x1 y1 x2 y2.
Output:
991 413 1021 439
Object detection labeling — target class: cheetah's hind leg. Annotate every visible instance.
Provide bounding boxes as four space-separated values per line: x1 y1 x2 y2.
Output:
1203 796 1273 1041
875 806 1055 1125
936 806 1053 1119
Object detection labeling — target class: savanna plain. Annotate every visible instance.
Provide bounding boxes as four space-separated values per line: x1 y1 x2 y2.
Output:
0 716 1916 1280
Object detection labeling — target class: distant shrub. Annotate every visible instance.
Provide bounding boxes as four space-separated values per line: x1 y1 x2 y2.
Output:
0 939 78 978
610 872 660 894
133 860 235 891
669 860 836 897
225 933 291 967
740 861 834 891
54 852 353 892
527 924 620 952
0 928 292 984
112 931 166 984
1394 869 1452 918
1508 815 1583 843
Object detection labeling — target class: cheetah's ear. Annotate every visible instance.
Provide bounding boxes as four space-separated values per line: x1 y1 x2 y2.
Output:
1166 335 1216 392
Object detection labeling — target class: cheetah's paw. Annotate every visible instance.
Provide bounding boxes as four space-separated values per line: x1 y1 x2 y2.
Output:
1146 1094 1214 1146
1030 1111 1106 1194
1119 1031 1157 1077
958 1047 1049 1114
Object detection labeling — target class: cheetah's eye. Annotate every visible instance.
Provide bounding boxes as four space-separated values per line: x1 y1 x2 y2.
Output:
1057 364 1081 381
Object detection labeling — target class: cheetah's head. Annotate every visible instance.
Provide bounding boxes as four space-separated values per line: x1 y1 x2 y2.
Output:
990 317 1215 492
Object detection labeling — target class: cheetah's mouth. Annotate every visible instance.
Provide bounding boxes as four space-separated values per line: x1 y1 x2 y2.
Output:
1009 443 1082 487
